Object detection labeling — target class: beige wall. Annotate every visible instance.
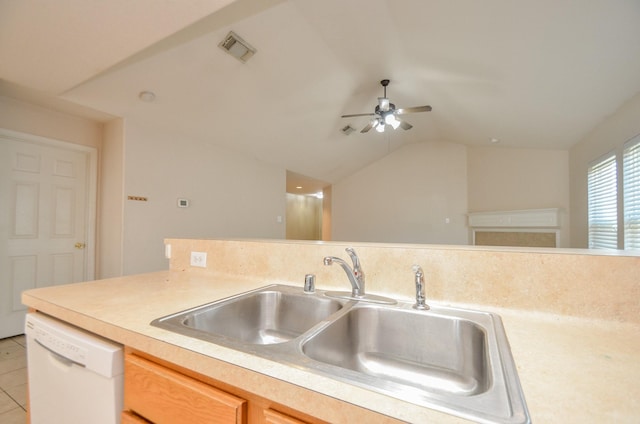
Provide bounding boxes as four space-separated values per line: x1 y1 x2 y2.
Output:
286 193 322 240
332 141 570 246
467 146 570 246
0 96 102 148
332 141 469 244
98 118 125 278
467 146 569 212
321 185 332 241
0 96 288 277
569 92 640 248
122 121 286 274
10 87 639 275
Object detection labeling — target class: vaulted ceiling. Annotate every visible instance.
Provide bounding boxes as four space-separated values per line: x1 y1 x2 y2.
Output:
2 0 640 188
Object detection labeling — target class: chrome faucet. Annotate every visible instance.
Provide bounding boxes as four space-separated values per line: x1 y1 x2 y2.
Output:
323 247 365 297
412 265 429 310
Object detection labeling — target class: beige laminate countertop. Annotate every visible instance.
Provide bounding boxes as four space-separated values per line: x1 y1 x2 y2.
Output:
22 270 640 423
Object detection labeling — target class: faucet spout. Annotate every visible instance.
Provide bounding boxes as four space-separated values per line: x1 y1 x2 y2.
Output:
323 248 365 297
412 265 429 310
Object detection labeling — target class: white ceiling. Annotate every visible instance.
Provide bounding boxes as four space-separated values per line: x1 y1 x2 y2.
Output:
2 0 640 191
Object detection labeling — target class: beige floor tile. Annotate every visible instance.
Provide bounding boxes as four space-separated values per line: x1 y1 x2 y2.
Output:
6 383 27 407
11 336 26 348
0 339 16 349
0 356 27 375
0 391 17 414
0 406 27 424
0 368 28 390
0 336 27 419
0 344 25 362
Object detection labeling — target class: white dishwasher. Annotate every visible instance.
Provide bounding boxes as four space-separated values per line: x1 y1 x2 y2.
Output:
25 312 124 424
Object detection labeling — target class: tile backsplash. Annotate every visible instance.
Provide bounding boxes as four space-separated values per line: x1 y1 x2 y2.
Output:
166 238 640 324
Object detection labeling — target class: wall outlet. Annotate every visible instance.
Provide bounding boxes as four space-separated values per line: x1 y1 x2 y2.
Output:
190 251 207 268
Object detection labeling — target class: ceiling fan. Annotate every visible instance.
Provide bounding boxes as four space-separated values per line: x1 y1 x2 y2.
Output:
342 79 432 133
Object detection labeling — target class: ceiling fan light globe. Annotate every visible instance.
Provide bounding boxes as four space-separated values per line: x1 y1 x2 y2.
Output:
384 113 398 125
375 122 385 132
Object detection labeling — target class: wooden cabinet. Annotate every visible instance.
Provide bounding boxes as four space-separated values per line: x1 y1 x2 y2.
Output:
122 349 398 424
124 353 246 423
263 409 308 424
121 410 151 423
122 351 320 424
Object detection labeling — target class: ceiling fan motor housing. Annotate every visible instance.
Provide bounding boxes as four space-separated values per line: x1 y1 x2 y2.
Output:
375 103 396 115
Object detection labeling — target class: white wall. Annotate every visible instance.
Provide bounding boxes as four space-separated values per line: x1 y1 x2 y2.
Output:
332 141 469 244
569 92 640 248
122 122 286 274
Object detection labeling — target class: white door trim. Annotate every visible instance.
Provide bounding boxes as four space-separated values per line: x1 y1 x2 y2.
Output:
0 128 98 280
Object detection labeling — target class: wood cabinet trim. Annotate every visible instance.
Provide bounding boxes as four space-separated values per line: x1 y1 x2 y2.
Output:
125 353 246 423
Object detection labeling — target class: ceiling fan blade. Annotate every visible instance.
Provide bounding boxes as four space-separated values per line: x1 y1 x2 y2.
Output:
395 105 432 115
342 113 376 118
399 120 413 130
361 121 375 133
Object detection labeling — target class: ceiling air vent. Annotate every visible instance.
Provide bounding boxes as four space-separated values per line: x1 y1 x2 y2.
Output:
341 125 356 135
218 31 256 63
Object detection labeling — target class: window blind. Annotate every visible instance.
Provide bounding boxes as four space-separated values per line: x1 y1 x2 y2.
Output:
623 137 640 249
588 154 618 249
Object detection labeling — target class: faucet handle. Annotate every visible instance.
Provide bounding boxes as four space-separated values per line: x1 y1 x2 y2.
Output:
345 247 360 268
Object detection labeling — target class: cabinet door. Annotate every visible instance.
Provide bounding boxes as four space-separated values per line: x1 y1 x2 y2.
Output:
121 410 151 423
125 354 246 424
264 409 309 424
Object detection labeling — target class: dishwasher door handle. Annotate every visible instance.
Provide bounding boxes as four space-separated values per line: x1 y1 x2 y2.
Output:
35 339 86 368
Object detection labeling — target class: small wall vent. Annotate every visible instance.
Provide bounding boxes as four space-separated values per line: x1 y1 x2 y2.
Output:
218 31 256 63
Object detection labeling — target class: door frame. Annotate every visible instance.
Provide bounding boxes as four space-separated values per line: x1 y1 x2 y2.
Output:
0 127 98 280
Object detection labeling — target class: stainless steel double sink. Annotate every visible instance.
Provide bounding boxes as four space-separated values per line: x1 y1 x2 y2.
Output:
151 284 530 424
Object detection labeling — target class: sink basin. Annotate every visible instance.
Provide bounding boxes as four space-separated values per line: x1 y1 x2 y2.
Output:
152 284 530 423
300 303 529 423
301 305 489 396
151 285 343 345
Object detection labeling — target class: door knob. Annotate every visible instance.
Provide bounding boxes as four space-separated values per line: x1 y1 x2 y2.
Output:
74 242 86 249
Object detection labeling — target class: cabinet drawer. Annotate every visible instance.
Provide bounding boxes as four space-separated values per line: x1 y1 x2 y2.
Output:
125 354 246 424
264 408 309 424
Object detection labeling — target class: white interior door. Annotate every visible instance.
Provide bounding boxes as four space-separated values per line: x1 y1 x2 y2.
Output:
0 131 96 338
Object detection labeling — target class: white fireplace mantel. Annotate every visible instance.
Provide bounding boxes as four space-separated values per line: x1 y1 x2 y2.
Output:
468 208 561 228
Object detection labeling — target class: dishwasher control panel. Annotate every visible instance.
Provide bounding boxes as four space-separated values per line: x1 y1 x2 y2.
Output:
31 322 88 366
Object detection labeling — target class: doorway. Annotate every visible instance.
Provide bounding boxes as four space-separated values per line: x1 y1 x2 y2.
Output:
0 129 97 337
285 171 331 241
